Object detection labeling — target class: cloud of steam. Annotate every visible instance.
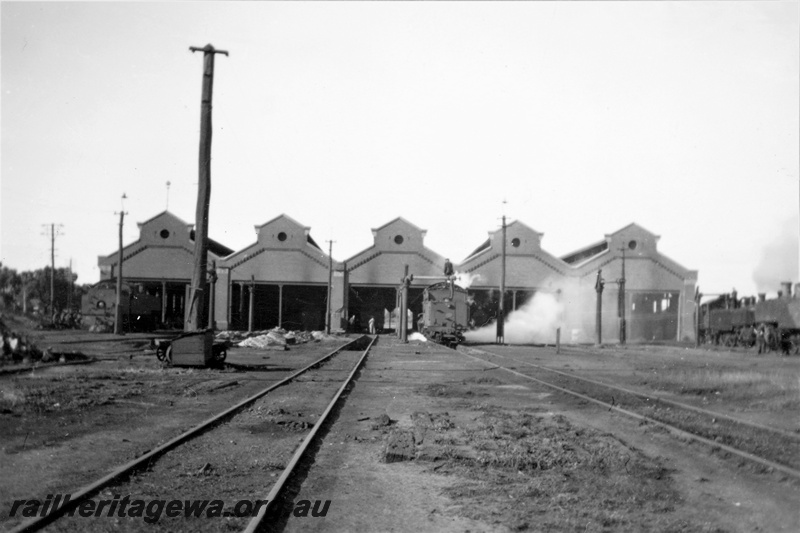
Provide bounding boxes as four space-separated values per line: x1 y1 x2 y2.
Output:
455 271 482 289
752 216 799 292
464 291 564 344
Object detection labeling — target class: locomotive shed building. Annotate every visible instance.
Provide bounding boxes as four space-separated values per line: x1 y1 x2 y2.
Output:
459 220 569 329
96 211 234 328
214 214 337 332
558 223 697 343
96 211 697 343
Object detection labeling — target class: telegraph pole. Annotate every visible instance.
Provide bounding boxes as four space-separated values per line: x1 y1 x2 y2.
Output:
618 246 627 345
400 265 412 342
207 261 217 330
41 223 63 322
595 246 628 346
694 286 702 348
186 44 228 332
114 194 127 335
248 276 255 333
68 259 73 310
21 273 30 314
496 215 506 344
595 269 604 345
50 224 55 319
326 240 335 335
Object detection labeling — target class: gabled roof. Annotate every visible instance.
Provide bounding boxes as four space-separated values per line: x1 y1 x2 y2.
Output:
605 222 660 240
460 219 544 263
561 240 608 265
306 235 321 251
252 213 322 251
463 239 491 262
254 213 309 232
135 210 233 256
561 223 661 266
135 210 192 230
371 217 427 238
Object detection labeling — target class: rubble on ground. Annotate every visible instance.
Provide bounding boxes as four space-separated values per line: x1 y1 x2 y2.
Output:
215 327 342 349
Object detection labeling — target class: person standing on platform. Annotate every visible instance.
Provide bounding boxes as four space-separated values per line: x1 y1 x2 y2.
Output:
444 258 454 277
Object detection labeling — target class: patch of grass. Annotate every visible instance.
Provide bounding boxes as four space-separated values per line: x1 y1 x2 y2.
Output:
462 376 503 385
435 410 706 531
641 369 800 411
418 383 487 398
0 368 186 414
411 411 454 432
432 434 459 446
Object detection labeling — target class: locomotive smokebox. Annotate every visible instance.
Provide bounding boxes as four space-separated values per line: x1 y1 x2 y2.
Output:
781 282 793 299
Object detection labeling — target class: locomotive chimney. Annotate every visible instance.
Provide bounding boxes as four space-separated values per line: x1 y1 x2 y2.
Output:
758 293 766 303
795 283 800 299
781 281 793 299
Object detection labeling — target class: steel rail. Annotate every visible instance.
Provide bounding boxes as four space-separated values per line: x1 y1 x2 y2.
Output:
8 337 367 533
459 347 800 481
243 335 376 533
469 346 800 441
42 334 159 345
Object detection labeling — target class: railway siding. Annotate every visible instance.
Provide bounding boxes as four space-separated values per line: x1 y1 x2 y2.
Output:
1 338 362 532
461 345 800 477
4 336 799 532
43 347 369 532
277 337 800 532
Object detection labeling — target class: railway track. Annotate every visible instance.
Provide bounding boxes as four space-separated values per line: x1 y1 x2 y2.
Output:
8 335 375 533
458 344 800 481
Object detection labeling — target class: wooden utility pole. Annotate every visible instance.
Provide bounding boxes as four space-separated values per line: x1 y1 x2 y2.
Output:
186 44 228 331
114 195 127 334
595 269 604 345
22 275 28 314
694 286 702 348
41 223 62 320
248 276 255 333
326 240 335 335
618 246 627 345
207 261 217 330
496 215 506 344
400 265 412 342
50 224 55 320
67 259 72 310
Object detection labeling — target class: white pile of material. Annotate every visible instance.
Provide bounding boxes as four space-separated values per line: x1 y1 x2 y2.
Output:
408 332 428 342
312 331 345 342
238 330 286 348
229 327 341 348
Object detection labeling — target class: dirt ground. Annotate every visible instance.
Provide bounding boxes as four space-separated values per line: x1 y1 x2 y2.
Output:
0 326 353 531
2 327 799 532
278 338 799 532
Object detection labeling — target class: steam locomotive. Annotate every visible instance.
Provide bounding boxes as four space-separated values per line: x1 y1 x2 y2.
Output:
418 281 471 347
81 281 162 332
699 283 800 353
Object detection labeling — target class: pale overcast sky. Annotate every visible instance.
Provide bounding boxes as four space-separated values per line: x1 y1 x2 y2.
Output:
2 1 798 297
